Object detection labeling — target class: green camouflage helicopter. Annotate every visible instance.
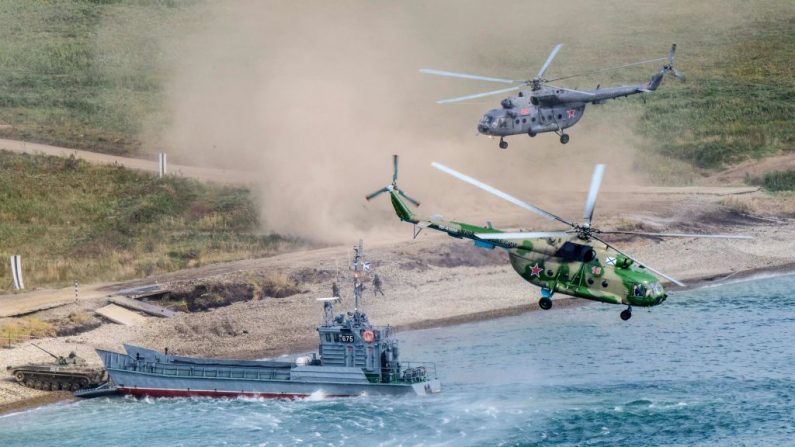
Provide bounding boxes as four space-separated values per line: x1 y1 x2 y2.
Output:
366 155 751 320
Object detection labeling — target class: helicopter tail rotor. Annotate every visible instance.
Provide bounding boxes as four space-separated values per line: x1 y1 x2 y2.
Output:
646 44 685 91
365 155 421 207
365 187 390 201
664 44 686 81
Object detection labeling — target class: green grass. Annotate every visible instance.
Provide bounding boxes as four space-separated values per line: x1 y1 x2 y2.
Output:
0 150 300 291
0 0 193 156
637 17 795 169
746 169 795 191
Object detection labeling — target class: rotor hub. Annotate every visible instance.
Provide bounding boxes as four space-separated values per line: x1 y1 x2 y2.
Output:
576 226 590 240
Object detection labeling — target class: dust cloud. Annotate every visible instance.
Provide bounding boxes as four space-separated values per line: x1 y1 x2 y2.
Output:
153 0 754 242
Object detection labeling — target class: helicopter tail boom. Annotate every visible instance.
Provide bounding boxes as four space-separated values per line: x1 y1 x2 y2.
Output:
385 187 513 248
388 189 415 222
367 156 518 246
646 71 666 91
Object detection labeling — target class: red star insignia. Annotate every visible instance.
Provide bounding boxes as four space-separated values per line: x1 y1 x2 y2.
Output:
591 266 602 275
530 264 542 276
567 109 576 118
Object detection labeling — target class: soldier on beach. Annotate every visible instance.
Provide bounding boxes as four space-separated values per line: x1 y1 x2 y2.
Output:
372 274 385 297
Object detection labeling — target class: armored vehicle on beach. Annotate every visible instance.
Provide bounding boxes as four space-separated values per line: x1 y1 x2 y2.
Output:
95 241 441 399
7 344 106 391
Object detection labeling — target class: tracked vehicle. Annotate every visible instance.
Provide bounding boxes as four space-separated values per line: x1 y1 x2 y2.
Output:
7 344 106 391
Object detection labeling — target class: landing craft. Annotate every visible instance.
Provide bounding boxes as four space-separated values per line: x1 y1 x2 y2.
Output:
420 44 685 149
90 241 441 398
366 156 751 320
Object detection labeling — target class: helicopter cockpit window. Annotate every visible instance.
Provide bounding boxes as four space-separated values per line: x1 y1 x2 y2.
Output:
482 110 501 124
632 284 648 297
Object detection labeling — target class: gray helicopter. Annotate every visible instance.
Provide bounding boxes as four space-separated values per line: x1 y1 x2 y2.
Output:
420 44 685 149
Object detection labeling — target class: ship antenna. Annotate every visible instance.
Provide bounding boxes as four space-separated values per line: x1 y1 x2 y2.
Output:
350 239 371 315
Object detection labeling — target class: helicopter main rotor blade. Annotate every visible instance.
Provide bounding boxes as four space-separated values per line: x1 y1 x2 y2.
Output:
592 235 685 287
431 162 574 227
476 231 571 240
436 86 523 104
598 230 752 239
583 164 605 226
419 68 519 84
536 43 564 80
546 57 667 83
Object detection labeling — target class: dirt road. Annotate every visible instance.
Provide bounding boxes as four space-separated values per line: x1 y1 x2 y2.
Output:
0 138 259 185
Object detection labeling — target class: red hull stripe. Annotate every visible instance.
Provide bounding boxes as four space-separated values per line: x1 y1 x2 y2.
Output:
117 387 354 399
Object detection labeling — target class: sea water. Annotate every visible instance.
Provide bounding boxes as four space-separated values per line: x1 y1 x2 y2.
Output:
1 273 793 446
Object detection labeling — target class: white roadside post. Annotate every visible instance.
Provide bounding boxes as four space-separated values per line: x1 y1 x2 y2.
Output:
10 255 24 290
158 152 167 178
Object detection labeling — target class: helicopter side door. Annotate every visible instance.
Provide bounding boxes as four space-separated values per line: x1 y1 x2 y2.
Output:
505 107 533 135
535 107 559 132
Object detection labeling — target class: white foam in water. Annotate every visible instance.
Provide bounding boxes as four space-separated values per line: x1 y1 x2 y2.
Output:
305 389 327 401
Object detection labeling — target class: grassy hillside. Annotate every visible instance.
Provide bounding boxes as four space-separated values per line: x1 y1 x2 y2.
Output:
0 151 298 291
0 1 791 171
0 0 191 156
637 16 795 169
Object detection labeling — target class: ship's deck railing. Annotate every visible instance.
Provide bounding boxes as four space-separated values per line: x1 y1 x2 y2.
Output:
389 361 437 384
125 362 291 381
111 356 438 385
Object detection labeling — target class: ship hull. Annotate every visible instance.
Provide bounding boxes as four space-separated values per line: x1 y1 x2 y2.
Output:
99 346 441 399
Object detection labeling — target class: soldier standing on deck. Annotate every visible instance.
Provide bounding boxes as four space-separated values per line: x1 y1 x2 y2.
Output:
323 282 341 325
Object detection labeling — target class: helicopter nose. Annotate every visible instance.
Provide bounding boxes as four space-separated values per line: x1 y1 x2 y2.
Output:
477 124 490 134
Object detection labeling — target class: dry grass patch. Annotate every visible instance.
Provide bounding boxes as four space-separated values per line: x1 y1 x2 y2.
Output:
0 318 55 346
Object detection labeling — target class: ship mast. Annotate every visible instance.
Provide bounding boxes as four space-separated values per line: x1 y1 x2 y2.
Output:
350 239 370 315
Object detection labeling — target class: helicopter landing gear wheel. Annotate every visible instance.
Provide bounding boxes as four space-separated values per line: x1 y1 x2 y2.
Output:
559 133 570 144
539 297 553 310
620 307 632 321
528 131 537 138
499 138 508 149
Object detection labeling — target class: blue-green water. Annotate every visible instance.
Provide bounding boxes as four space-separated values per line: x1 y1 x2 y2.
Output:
2 274 794 446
